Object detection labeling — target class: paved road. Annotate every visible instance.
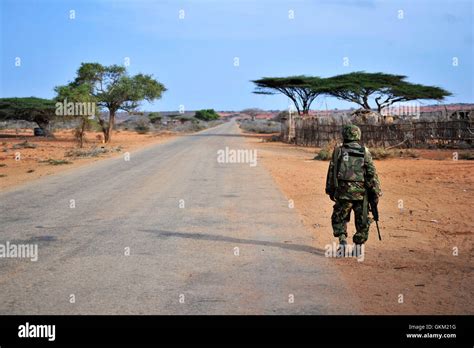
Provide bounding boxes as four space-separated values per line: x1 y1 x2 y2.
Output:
0 121 359 314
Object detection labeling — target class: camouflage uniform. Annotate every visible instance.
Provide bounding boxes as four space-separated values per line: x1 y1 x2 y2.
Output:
325 125 381 244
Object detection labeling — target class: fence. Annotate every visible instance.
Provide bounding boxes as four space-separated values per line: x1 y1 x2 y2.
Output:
281 118 474 148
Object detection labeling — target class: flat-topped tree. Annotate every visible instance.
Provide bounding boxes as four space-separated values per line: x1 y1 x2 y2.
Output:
57 63 166 143
252 76 324 115
323 72 451 113
0 97 56 136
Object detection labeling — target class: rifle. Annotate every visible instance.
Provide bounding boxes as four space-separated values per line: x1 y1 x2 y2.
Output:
368 192 382 241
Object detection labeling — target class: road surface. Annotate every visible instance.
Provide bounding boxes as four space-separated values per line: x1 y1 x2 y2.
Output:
0 121 359 314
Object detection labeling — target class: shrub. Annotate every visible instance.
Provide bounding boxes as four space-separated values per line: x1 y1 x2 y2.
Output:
313 142 421 161
148 112 162 124
239 119 281 134
314 141 336 161
262 134 281 142
314 148 332 160
399 149 420 158
135 124 150 134
65 146 122 158
12 140 37 149
39 159 72 165
370 147 391 160
459 152 474 160
178 116 190 123
173 121 206 132
370 148 420 160
134 118 151 134
194 109 220 121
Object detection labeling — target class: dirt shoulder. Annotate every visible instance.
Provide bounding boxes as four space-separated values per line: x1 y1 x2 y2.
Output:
247 135 474 314
0 129 179 191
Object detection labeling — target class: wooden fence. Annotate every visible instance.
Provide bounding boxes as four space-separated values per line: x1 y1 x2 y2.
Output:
281 118 474 148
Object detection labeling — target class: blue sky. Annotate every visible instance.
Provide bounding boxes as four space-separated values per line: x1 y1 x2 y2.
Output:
1 0 473 112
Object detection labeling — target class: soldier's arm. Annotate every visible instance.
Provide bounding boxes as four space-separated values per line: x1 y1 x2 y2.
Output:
325 146 337 195
364 148 382 196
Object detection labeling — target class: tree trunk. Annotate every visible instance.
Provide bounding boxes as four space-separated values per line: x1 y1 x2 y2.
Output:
35 119 53 137
79 117 87 148
104 128 110 143
104 110 116 143
362 94 371 110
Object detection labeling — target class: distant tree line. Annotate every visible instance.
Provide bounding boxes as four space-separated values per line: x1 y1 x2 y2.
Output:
0 63 167 143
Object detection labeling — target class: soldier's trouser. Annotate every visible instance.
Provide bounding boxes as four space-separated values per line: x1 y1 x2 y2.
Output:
331 200 370 244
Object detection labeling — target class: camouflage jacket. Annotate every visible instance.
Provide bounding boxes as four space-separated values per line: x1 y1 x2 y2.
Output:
325 141 381 200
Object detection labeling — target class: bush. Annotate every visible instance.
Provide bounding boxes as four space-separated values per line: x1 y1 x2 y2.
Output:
65 146 122 158
134 118 151 134
313 143 420 161
173 121 206 132
399 149 420 158
459 152 474 160
314 148 332 160
370 147 391 160
370 148 420 160
314 141 336 161
262 134 281 142
135 124 150 134
194 109 220 121
239 119 281 134
12 140 37 149
39 159 72 165
148 112 162 124
178 116 191 123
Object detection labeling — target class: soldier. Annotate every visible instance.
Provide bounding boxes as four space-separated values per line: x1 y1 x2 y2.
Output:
325 125 382 251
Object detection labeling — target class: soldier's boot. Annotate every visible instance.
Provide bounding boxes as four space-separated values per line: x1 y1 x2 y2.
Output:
337 237 347 257
352 243 364 258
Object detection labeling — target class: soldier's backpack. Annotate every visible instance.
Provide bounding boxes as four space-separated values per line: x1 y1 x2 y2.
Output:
336 145 366 183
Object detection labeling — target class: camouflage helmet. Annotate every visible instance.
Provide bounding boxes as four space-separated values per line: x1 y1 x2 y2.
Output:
342 124 361 142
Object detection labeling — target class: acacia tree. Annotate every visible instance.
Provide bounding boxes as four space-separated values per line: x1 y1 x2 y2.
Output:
323 72 451 113
55 84 97 147
57 63 167 143
0 97 56 136
252 76 325 115
240 108 264 120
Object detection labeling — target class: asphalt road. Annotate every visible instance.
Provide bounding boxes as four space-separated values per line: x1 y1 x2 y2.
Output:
0 120 359 314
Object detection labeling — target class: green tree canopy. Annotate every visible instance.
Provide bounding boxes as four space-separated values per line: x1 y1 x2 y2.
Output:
56 62 167 142
252 76 325 115
323 72 452 113
0 97 56 136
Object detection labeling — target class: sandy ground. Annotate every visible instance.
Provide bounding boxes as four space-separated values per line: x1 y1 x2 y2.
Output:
247 135 474 314
0 129 179 191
